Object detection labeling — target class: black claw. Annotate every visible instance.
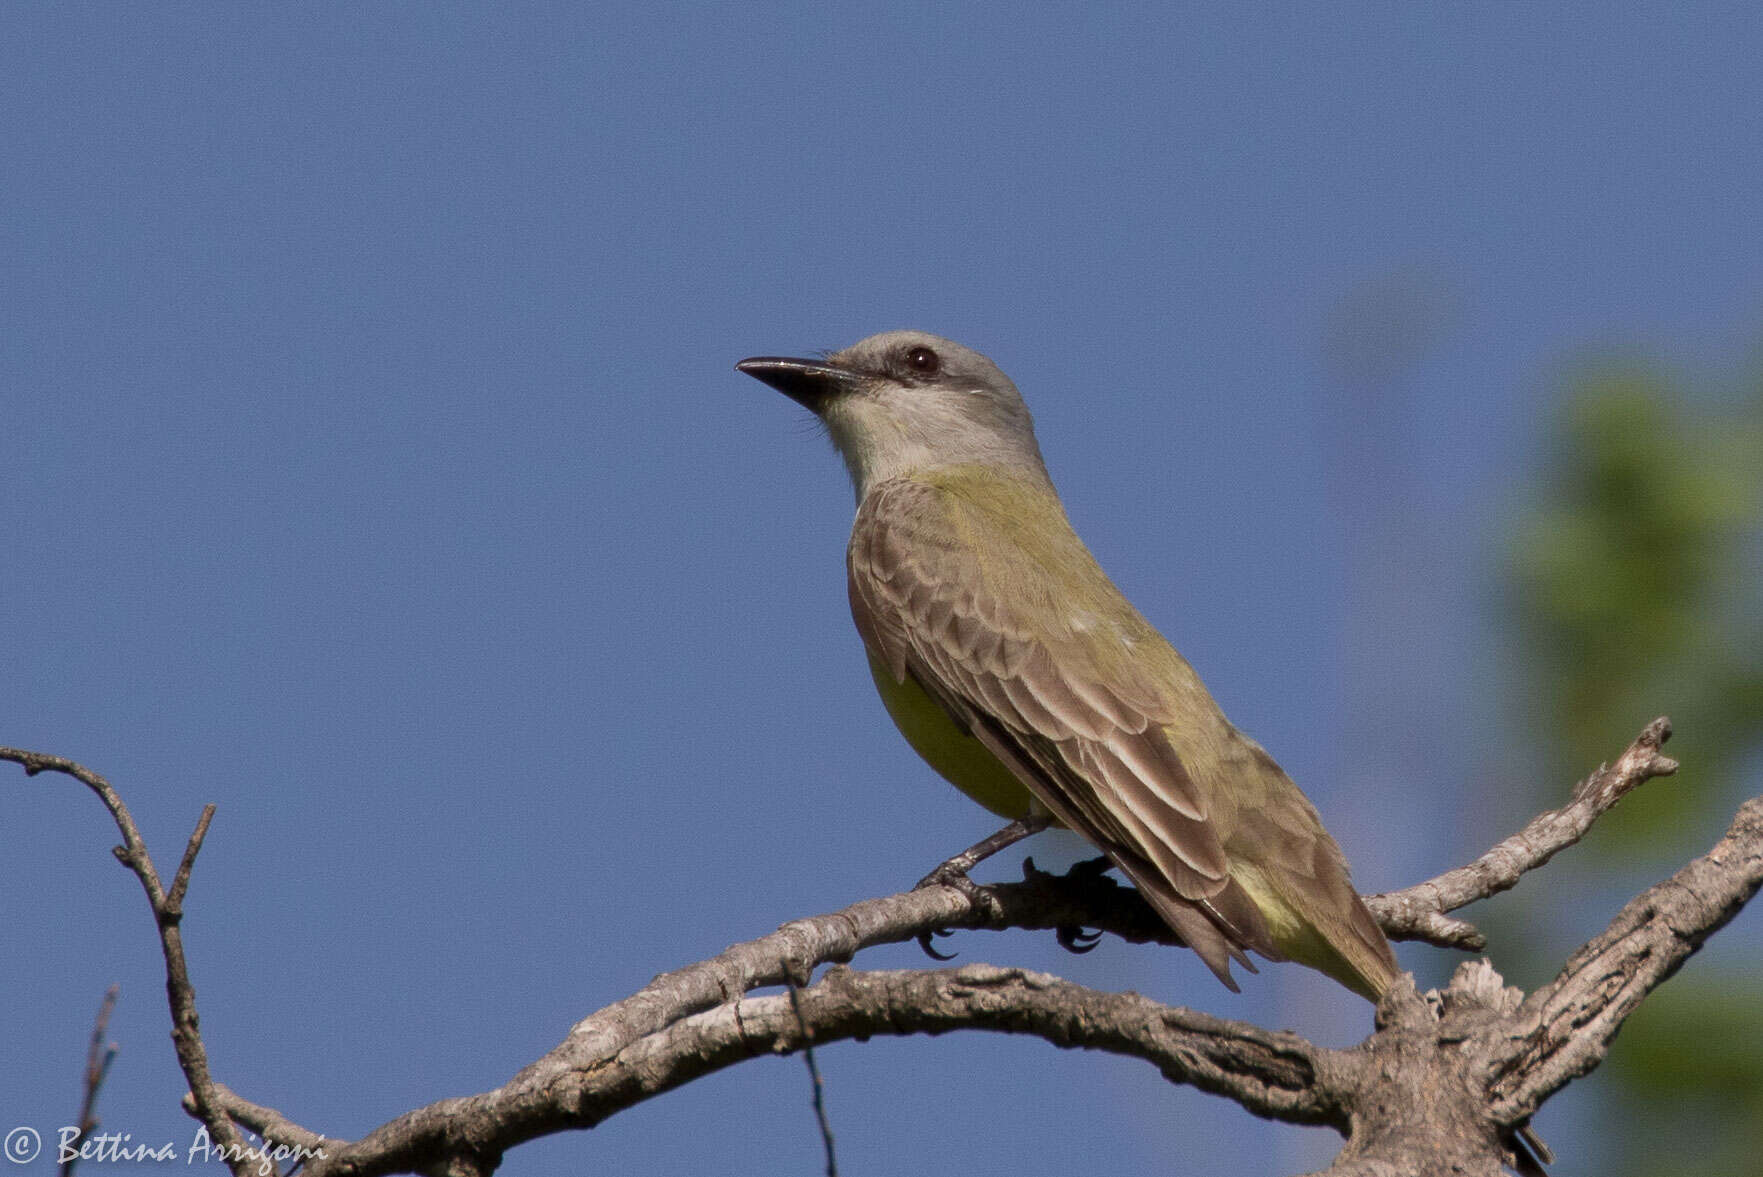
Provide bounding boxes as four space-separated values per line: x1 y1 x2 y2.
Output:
917 929 958 961
1057 925 1103 954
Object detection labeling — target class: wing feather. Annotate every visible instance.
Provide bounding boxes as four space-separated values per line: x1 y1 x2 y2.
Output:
938 682 1254 988
848 478 1277 981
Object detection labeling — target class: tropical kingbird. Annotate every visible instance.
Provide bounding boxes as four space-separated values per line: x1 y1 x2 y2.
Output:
737 331 1397 1000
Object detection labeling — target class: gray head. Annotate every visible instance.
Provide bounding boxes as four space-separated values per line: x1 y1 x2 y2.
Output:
736 330 1049 496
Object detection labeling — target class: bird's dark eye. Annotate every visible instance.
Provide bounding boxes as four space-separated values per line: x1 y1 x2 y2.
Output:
905 346 941 376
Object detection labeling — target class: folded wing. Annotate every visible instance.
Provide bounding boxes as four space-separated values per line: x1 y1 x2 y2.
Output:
848 477 1281 987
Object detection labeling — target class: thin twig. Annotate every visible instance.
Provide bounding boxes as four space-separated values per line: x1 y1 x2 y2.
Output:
61 986 120 1177
165 805 215 916
1368 717 1678 946
784 978 838 1177
0 750 270 1177
189 1085 340 1157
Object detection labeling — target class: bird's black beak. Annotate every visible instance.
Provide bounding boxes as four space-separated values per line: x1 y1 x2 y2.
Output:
735 356 858 411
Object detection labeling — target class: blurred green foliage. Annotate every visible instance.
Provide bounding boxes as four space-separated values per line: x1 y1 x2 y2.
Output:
1504 360 1763 1176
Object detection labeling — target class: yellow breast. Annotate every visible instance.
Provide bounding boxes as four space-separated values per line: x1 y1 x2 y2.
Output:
866 652 1037 819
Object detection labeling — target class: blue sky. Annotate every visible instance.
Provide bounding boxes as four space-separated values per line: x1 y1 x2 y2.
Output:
5 6 1760 1175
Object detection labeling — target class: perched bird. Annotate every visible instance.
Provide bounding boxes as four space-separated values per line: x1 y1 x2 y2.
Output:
737 331 1397 1000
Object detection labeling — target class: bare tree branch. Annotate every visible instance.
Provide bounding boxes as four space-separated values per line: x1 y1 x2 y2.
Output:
0 749 271 1177
198 965 1345 1177
13 719 1759 1177
617 964 1348 1123
1485 793 1763 1121
1367 717 1679 948
192 1085 341 1157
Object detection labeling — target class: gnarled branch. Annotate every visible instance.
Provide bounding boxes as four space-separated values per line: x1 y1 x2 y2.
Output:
1366 717 1678 948
1485 794 1763 1122
11 718 1758 1177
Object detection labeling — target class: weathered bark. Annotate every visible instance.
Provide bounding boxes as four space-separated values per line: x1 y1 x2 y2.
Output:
7 720 1759 1177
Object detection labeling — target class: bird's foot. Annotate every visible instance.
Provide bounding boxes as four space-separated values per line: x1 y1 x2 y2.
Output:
1023 856 1115 954
913 855 1010 960
914 858 1007 920
1018 852 1114 886
916 814 1052 890
911 816 1055 960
